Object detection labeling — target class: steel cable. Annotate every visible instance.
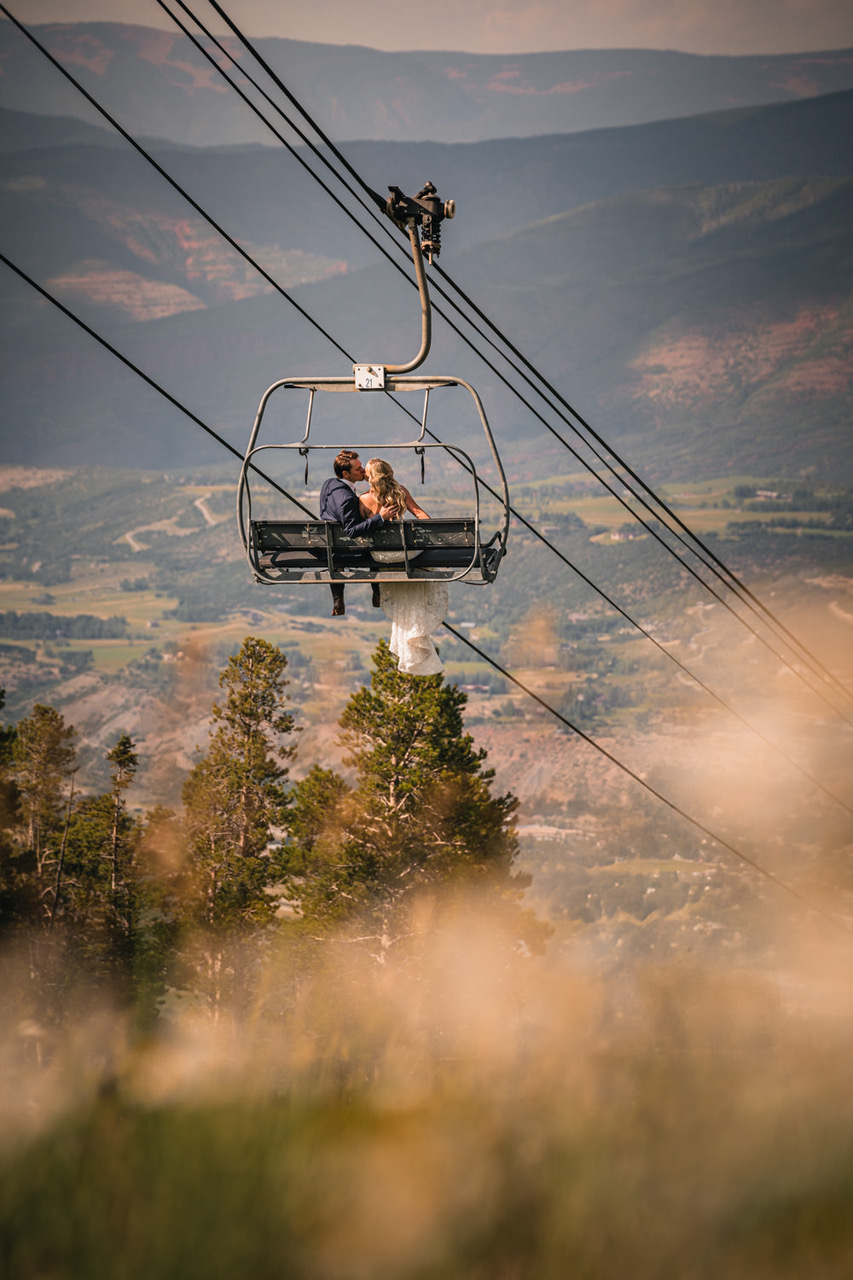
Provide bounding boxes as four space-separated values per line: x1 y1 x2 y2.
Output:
5 6 853 810
442 621 853 936
5 254 853 934
171 0 853 716
0 252 315 518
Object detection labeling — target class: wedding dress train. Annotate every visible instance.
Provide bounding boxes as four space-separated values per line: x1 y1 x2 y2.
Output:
381 579 449 676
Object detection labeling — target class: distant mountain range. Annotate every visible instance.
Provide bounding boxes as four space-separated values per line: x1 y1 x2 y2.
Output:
4 87 853 269
1 88 852 482
461 175 853 479
2 19 853 145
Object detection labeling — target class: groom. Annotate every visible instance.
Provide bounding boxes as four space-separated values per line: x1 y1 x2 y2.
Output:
319 449 395 616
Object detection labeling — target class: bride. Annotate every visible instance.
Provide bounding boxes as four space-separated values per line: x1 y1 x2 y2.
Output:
359 458 449 676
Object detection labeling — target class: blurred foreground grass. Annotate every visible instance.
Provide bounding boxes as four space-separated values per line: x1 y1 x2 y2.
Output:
2 915 853 1279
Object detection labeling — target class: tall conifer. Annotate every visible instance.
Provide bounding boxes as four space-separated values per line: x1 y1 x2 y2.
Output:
286 641 549 955
183 637 296 930
12 704 76 876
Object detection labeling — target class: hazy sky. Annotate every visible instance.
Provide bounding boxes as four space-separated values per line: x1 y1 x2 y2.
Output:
15 0 853 55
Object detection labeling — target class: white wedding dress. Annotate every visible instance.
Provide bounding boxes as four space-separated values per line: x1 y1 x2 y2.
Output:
380 579 449 676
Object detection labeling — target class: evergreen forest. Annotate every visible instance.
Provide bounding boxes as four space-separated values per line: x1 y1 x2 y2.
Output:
0 636 544 1029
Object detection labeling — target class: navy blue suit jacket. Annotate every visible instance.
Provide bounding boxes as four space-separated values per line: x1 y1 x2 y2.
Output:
319 477 383 537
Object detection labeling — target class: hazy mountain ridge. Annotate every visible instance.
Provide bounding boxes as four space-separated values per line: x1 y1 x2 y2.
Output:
2 18 853 146
0 106 129 152
4 87 853 301
2 176 851 479
4 86 853 267
2 92 853 479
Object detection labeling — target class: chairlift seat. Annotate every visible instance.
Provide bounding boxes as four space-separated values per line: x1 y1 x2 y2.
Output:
251 518 501 583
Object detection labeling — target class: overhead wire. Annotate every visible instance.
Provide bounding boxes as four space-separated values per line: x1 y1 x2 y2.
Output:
205 0 851 712
427 269 853 714
4 127 853 927
0 252 315 519
7 0 853 812
6 241 849 936
203 0 387 207
442 622 853 937
435 258 853 703
171 0 853 718
162 5 853 727
434 268 853 707
7 240 850 819
0 2 359 370
0 0 442 461
194 3 828 621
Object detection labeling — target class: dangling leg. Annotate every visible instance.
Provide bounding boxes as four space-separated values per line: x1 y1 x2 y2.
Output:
331 582 345 616
372 582 381 608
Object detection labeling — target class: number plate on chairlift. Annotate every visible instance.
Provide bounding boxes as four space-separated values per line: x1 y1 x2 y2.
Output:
353 364 386 390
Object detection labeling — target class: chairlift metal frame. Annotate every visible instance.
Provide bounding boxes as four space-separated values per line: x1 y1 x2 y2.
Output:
237 184 510 586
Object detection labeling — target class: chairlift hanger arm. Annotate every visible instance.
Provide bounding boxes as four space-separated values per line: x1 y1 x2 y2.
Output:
381 222 430 376
356 182 455 379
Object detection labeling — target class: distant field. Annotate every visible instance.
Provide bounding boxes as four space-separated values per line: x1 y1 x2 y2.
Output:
508 473 851 535
0 467 851 798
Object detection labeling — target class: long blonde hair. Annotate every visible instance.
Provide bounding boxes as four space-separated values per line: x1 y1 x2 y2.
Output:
365 458 407 515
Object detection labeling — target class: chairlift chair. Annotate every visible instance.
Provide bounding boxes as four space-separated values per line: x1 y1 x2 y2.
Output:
237 183 510 587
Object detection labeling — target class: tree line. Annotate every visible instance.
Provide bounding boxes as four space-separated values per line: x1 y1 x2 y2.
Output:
0 638 549 1031
0 611 129 639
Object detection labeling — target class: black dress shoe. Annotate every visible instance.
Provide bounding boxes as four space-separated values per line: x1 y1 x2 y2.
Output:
332 597 345 616
372 583 381 608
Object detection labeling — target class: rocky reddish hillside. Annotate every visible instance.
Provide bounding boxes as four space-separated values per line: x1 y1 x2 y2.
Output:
455 175 853 477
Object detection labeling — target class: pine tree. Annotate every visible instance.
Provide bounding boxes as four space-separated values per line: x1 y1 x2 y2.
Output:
0 688 23 936
2 703 78 940
134 804 184 1018
106 732 138 960
107 734 137 897
61 734 140 989
12 704 76 877
284 764 354 924
183 637 297 931
0 688 14 771
286 641 549 954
